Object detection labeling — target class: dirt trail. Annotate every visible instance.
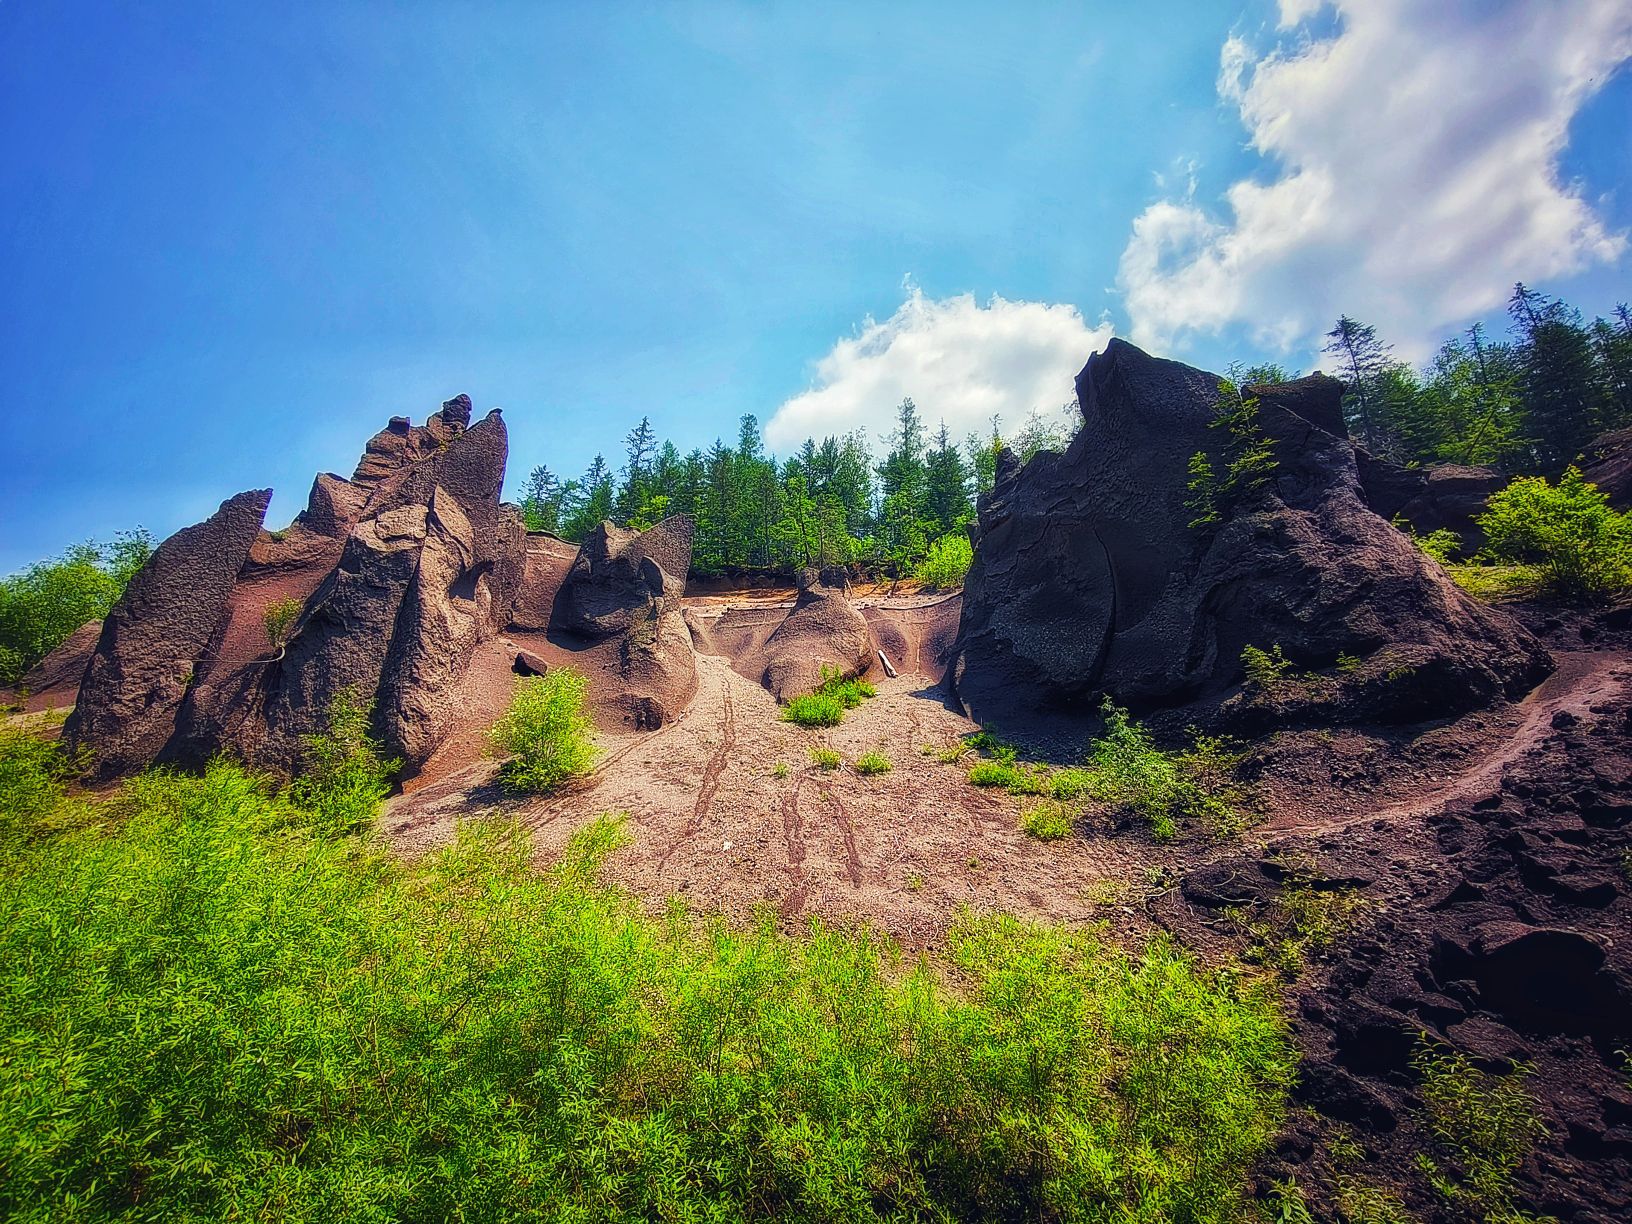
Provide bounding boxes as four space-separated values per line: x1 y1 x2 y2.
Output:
1265 649 1630 840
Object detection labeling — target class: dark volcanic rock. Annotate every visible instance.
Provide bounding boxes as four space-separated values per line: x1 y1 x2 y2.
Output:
1355 452 1506 552
1578 427 1632 509
64 489 271 776
950 339 1551 727
556 516 695 639
17 619 102 703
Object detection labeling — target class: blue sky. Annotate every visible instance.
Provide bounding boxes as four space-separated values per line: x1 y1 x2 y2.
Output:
2 0 1628 572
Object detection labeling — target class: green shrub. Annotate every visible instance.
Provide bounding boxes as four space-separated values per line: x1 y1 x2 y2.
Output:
1396 517 1462 564
771 760 790 779
0 531 152 684
782 666 875 727
809 746 842 770
1185 379 1278 532
1477 465 1632 597
855 750 892 776
967 759 1045 794
262 596 302 653
1084 701 1231 842
0 767 1297 1223
1241 643 1293 689
913 532 974 589
488 669 599 794
1412 1041 1548 1217
1048 767 1095 800
1020 799 1073 840
0 729 81 848
783 692 846 727
286 688 400 835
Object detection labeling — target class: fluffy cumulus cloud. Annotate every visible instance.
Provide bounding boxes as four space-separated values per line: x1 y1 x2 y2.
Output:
765 287 1113 450
1118 0 1632 359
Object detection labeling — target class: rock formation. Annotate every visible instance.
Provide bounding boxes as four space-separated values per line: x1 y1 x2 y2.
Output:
63 395 533 779
1577 427 1632 509
746 566 872 701
557 517 694 637
950 340 1551 727
64 489 272 776
544 515 700 730
1354 452 1506 553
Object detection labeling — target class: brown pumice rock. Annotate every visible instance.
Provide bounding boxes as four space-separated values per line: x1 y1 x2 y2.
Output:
64 488 272 776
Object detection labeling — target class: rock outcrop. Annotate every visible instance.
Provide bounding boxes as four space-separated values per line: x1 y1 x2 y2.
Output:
546 515 700 730
251 409 522 769
1355 453 1506 553
950 340 1551 727
1577 427 1632 510
747 567 872 701
557 517 694 637
64 489 272 776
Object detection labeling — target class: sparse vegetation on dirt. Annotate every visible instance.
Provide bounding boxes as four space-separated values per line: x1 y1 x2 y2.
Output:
808 746 842 770
1412 1042 1550 1220
1477 465 1632 598
488 668 599 794
781 665 876 727
1445 562 1547 603
959 708 1245 842
854 749 892 775
0 741 1297 1223
1232 869 1365 979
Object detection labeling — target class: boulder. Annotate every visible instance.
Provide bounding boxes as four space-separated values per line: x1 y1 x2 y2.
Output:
750 567 872 701
1577 427 1632 510
15 619 102 705
950 339 1551 726
64 489 271 776
556 515 695 639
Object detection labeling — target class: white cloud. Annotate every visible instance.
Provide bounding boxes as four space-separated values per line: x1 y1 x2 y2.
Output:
764 286 1113 450
1118 0 1632 361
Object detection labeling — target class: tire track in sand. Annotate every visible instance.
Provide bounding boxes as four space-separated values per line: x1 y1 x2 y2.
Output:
656 670 736 873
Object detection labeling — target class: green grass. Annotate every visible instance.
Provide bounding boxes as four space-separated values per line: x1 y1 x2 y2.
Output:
912 532 974 589
854 750 892 776
1019 799 1073 840
782 666 877 728
967 758 1045 793
0 738 1297 1223
809 746 842 770
488 668 599 794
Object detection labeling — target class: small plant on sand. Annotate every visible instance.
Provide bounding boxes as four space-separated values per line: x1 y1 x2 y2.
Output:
489 668 598 795
855 750 892 776
1241 643 1293 690
1412 1041 1548 1218
771 761 790 779
809 746 842 770
1020 798 1073 841
782 666 875 728
262 597 302 656
288 688 401 835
